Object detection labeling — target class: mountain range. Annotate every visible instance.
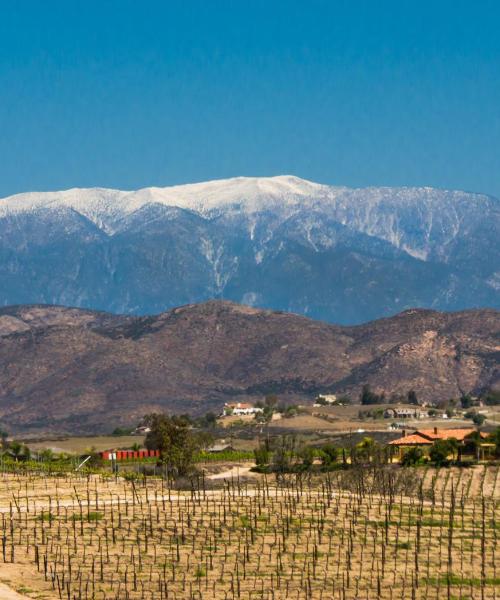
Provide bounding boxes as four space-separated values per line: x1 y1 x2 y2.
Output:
0 301 498 434
0 175 498 324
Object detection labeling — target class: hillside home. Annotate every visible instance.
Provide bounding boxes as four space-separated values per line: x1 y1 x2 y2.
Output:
133 425 151 435
206 443 234 453
314 394 338 406
389 427 491 459
384 407 429 419
223 402 263 416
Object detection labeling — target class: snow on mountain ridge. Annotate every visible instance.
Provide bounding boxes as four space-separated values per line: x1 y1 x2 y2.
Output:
0 176 497 262
0 175 495 225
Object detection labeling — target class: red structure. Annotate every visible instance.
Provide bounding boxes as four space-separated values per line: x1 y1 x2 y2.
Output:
100 449 160 461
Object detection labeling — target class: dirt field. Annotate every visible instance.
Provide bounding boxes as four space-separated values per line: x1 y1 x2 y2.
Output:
0 465 497 599
26 436 145 455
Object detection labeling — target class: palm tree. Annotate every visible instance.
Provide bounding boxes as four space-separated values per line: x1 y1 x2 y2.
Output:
355 437 377 463
40 448 54 462
8 441 23 462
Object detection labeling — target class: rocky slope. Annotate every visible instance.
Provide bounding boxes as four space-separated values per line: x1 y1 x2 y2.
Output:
0 301 498 434
0 176 498 324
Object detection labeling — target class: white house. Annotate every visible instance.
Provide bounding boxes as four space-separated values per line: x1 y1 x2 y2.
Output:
313 394 338 406
223 402 263 416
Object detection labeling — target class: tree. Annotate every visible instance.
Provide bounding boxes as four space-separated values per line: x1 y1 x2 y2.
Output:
253 446 270 467
482 389 500 406
320 443 339 467
401 446 423 466
337 395 351 405
39 448 54 462
360 385 383 405
315 396 328 406
112 427 132 436
464 409 485 425
353 437 379 463
297 446 316 470
487 427 500 458
0 429 8 449
429 439 456 465
144 414 202 477
264 394 278 409
407 390 418 405
472 413 486 426
464 430 482 459
271 435 297 473
460 394 473 409
203 412 217 428
195 412 217 429
8 440 23 462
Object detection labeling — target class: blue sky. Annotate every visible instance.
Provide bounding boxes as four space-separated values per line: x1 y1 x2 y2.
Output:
1 1 500 197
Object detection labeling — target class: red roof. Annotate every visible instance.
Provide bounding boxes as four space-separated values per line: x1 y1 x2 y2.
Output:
390 428 487 446
417 428 487 442
389 433 433 446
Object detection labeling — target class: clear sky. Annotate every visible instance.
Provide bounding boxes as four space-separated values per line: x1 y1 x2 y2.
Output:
1 0 500 197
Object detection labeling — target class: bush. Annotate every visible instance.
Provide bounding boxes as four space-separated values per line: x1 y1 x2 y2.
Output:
400 446 424 466
112 427 133 436
360 384 385 405
429 439 457 465
320 444 339 467
472 413 486 426
482 389 500 406
253 447 270 467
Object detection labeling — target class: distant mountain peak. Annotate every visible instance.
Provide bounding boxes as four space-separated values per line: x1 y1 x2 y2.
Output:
0 176 498 324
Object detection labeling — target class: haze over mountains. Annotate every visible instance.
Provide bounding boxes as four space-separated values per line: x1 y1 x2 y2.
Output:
1 176 499 324
0 301 498 434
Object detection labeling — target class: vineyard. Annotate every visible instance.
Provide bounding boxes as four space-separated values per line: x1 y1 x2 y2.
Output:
0 465 498 599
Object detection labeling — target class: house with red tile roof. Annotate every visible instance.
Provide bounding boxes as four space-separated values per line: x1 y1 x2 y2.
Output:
389 427 492 460
390 427 488 447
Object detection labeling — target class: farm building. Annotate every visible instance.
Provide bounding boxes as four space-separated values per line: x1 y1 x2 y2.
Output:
100 449 160 461
223 402 263 416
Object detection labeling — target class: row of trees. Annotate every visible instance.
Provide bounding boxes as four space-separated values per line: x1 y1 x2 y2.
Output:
359 385 419 405
359 385 500 408
141 411 500 479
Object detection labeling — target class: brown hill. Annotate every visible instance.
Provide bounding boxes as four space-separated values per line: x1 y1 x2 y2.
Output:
0 301 498 434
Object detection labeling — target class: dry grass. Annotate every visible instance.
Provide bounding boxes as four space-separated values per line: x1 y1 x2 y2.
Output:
26 436 145 455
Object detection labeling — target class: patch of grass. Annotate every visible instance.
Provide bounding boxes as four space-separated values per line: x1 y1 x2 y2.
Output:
423 574 500 587
239 515 251 528
396 541 411 550
37 512 56 522
195 566 206 578
17 586 34 594
71 511 104 522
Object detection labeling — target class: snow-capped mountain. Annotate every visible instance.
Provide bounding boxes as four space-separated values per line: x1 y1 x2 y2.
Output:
0 175 498 323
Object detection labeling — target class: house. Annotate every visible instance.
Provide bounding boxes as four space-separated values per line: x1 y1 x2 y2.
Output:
223 402 263 416
384 407 429 419
389 427 491 459
314 394 338 406
206 443 234 453
133 425 151 435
